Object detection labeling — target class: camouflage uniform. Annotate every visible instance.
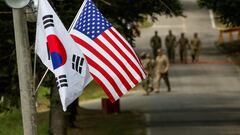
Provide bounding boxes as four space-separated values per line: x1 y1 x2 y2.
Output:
150 31 162 59
141 53 154 95
190 34 201 63
155 49 171 92
165 31 176 63
177 34 189 63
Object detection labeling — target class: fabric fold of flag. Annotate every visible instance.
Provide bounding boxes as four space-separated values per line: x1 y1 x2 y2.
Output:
35 0 92 111
69 0 146 102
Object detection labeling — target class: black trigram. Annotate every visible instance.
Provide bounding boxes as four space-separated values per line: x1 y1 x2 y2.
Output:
72 55 84 74
42 15 54 29
56 75 68 89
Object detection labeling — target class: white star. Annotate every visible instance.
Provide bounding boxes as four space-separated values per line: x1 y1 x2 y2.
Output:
87 32 90 34
91 35 95 38
87 27 90 30
97 30 100 33
83 28 85 31
102 26 105 29
92 31 95 34
87 23 90 26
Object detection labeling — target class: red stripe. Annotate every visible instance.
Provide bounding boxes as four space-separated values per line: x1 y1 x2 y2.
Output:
71 35 131 90
109 28 143 70
94 38 139 86
101 32 144 80
90 73 115 102
71 35 124 97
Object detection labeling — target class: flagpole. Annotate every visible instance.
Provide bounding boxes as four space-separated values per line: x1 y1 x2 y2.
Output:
34 69 49 95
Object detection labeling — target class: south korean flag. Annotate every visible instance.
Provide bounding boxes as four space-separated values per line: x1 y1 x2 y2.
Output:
35 0 92 111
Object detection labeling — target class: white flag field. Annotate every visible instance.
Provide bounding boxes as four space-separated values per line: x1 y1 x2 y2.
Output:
35 0 146 110
35 0 92 111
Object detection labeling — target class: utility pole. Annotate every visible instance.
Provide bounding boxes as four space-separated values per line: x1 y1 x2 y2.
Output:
12 8 38 135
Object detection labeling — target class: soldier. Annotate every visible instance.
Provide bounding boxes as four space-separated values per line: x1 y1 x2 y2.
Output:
165 30 177 63
177 33 189 64
140 52 154 95
155 49 171 92
190 33 201 63
150 31 162 59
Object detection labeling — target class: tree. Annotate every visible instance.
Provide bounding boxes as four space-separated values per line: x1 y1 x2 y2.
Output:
0 0 20 110
51 0 183 45
198 0 240 26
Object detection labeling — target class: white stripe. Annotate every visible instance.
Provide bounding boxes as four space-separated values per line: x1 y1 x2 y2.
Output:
79 44 128 94
98 35 142 82
111 28 146 78
81 37 135 88
106 29 146 79
89 66 119 100
111 27 144 66
71 30 128 94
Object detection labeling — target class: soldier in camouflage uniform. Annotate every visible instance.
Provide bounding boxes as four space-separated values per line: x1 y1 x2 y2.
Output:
177 33 189 64
155 49 171 92
150 31 162 59
165 30 177 63
141 52 154 95
190 33 201 63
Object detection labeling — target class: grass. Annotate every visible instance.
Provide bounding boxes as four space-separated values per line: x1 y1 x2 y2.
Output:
68 108 146 135
0 108 146 135
0 109 49 135
36 81 107 111
79 81 107 101
139 20 153 28
0 109 23 135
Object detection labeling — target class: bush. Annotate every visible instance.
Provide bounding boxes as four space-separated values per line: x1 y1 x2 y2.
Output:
216 40 240 54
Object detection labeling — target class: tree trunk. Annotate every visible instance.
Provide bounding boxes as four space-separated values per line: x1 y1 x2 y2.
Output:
49 83 67 135
67 98 79 127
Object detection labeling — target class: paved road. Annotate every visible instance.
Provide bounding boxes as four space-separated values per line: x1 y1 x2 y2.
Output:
80 0 240 134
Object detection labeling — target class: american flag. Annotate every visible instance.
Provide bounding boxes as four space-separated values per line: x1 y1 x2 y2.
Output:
70 0 146 102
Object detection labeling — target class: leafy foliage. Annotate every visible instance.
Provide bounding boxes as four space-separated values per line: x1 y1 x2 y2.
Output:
198 0 240 26
0 0 20 109
51 0 183 45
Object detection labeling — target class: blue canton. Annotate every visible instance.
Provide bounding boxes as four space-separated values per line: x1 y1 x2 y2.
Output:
74 0 112 40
